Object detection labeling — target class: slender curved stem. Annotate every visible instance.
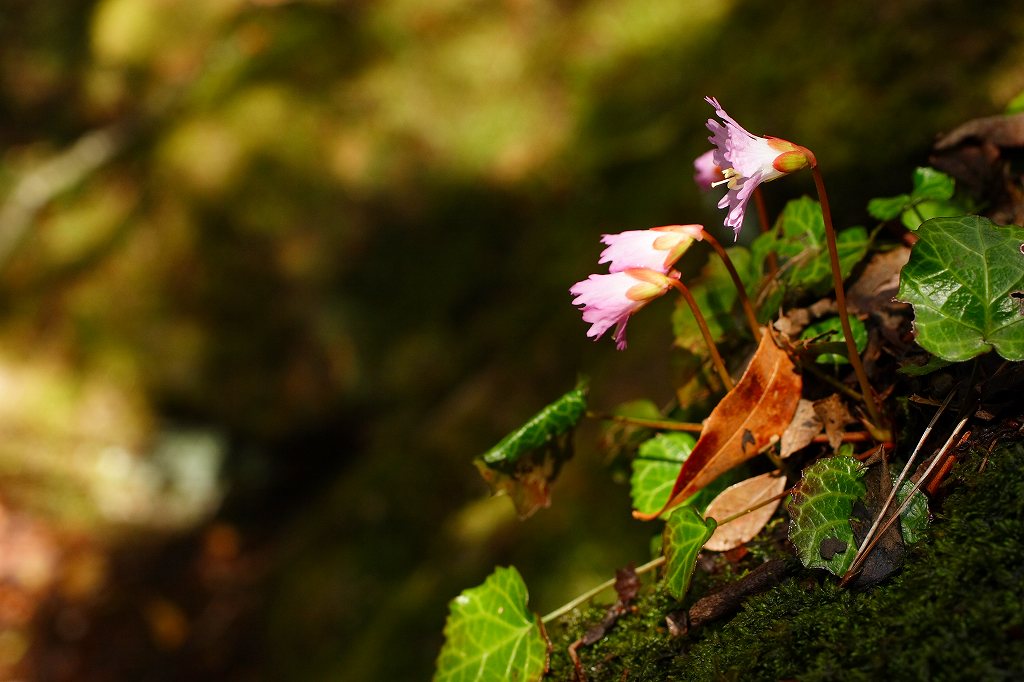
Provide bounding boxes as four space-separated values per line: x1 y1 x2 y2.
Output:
714 484 792 526
798 360 864 403
811 165 886 434
668 279 734 390
587 412 703 433
541 556 665 624
701 231 761 338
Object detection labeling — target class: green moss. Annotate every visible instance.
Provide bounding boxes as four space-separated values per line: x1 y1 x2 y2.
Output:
548 444 1024 680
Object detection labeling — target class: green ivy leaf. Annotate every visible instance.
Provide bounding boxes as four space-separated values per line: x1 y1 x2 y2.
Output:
900 198 967 231
435 566 547 682
788 454 867 576
912 167 955 202
750 232 785 314
867 167 967 231
630 433 696 517
630 433 740 518
475 380 588 518
897 216 1024 362
801 315 868 365
662 506 716 599
868 194 911 221
895 477 929 545
773 197 870 295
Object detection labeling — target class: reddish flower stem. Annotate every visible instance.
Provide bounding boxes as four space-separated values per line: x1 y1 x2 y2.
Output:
667 279 734 390
811 165 887 435
701 231 761 338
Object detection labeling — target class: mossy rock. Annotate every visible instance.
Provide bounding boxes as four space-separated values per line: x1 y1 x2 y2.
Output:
548 443 1024 680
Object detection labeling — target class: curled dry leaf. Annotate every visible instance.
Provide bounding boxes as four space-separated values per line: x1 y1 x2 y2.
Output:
633 329 802 520
773 298 836 339
813 394 856 451
704 472 788 551
931 112 1024 226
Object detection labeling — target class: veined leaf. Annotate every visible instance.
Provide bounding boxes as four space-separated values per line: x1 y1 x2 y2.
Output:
788 454 867 576
912 166 955 202
900 198 967 231
773 197 869 295
662 506 716 599
435 566 547 682
868 194 912 221
630 433 696 517
475 380 588 518
897 216 1024 362
703 472 788 552
634 330 801 520
630 433 741 518
896 476 929 544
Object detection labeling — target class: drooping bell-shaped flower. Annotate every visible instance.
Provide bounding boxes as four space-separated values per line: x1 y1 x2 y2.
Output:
570 268 678 350
598 224 704 274
693 150 723 191
705 96 815 238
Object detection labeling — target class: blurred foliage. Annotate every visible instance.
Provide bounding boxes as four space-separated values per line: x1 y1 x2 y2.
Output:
0 0 1022 679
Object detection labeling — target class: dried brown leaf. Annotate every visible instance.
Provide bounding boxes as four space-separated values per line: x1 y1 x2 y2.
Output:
847 247 911 315
848 464 906 588
634 330 802 520
704 472 788 551
934 112 1024 150
773 298 836 338
779 399 822 458
813 394 856 451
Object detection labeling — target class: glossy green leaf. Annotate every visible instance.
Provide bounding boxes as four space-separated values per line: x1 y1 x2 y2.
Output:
900 198 967 231
475 380 588 518
912 167 955 202
630 433 738 517
773 197 870 295
868 194 911 221
630 433 696 517
801 315 867 365
435 566 547 682
788 454 866 575
897 216 1024 362
662 506 716 599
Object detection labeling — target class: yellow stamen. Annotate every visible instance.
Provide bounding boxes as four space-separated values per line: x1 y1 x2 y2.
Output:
711 168 742 190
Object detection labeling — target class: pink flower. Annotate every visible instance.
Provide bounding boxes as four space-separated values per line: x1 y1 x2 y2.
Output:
598 224 704 274
693 150 723 191
570 268 679 350
705 96 815 238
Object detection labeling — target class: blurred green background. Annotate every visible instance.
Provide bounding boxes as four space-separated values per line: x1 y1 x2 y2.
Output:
0 0 1021 679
